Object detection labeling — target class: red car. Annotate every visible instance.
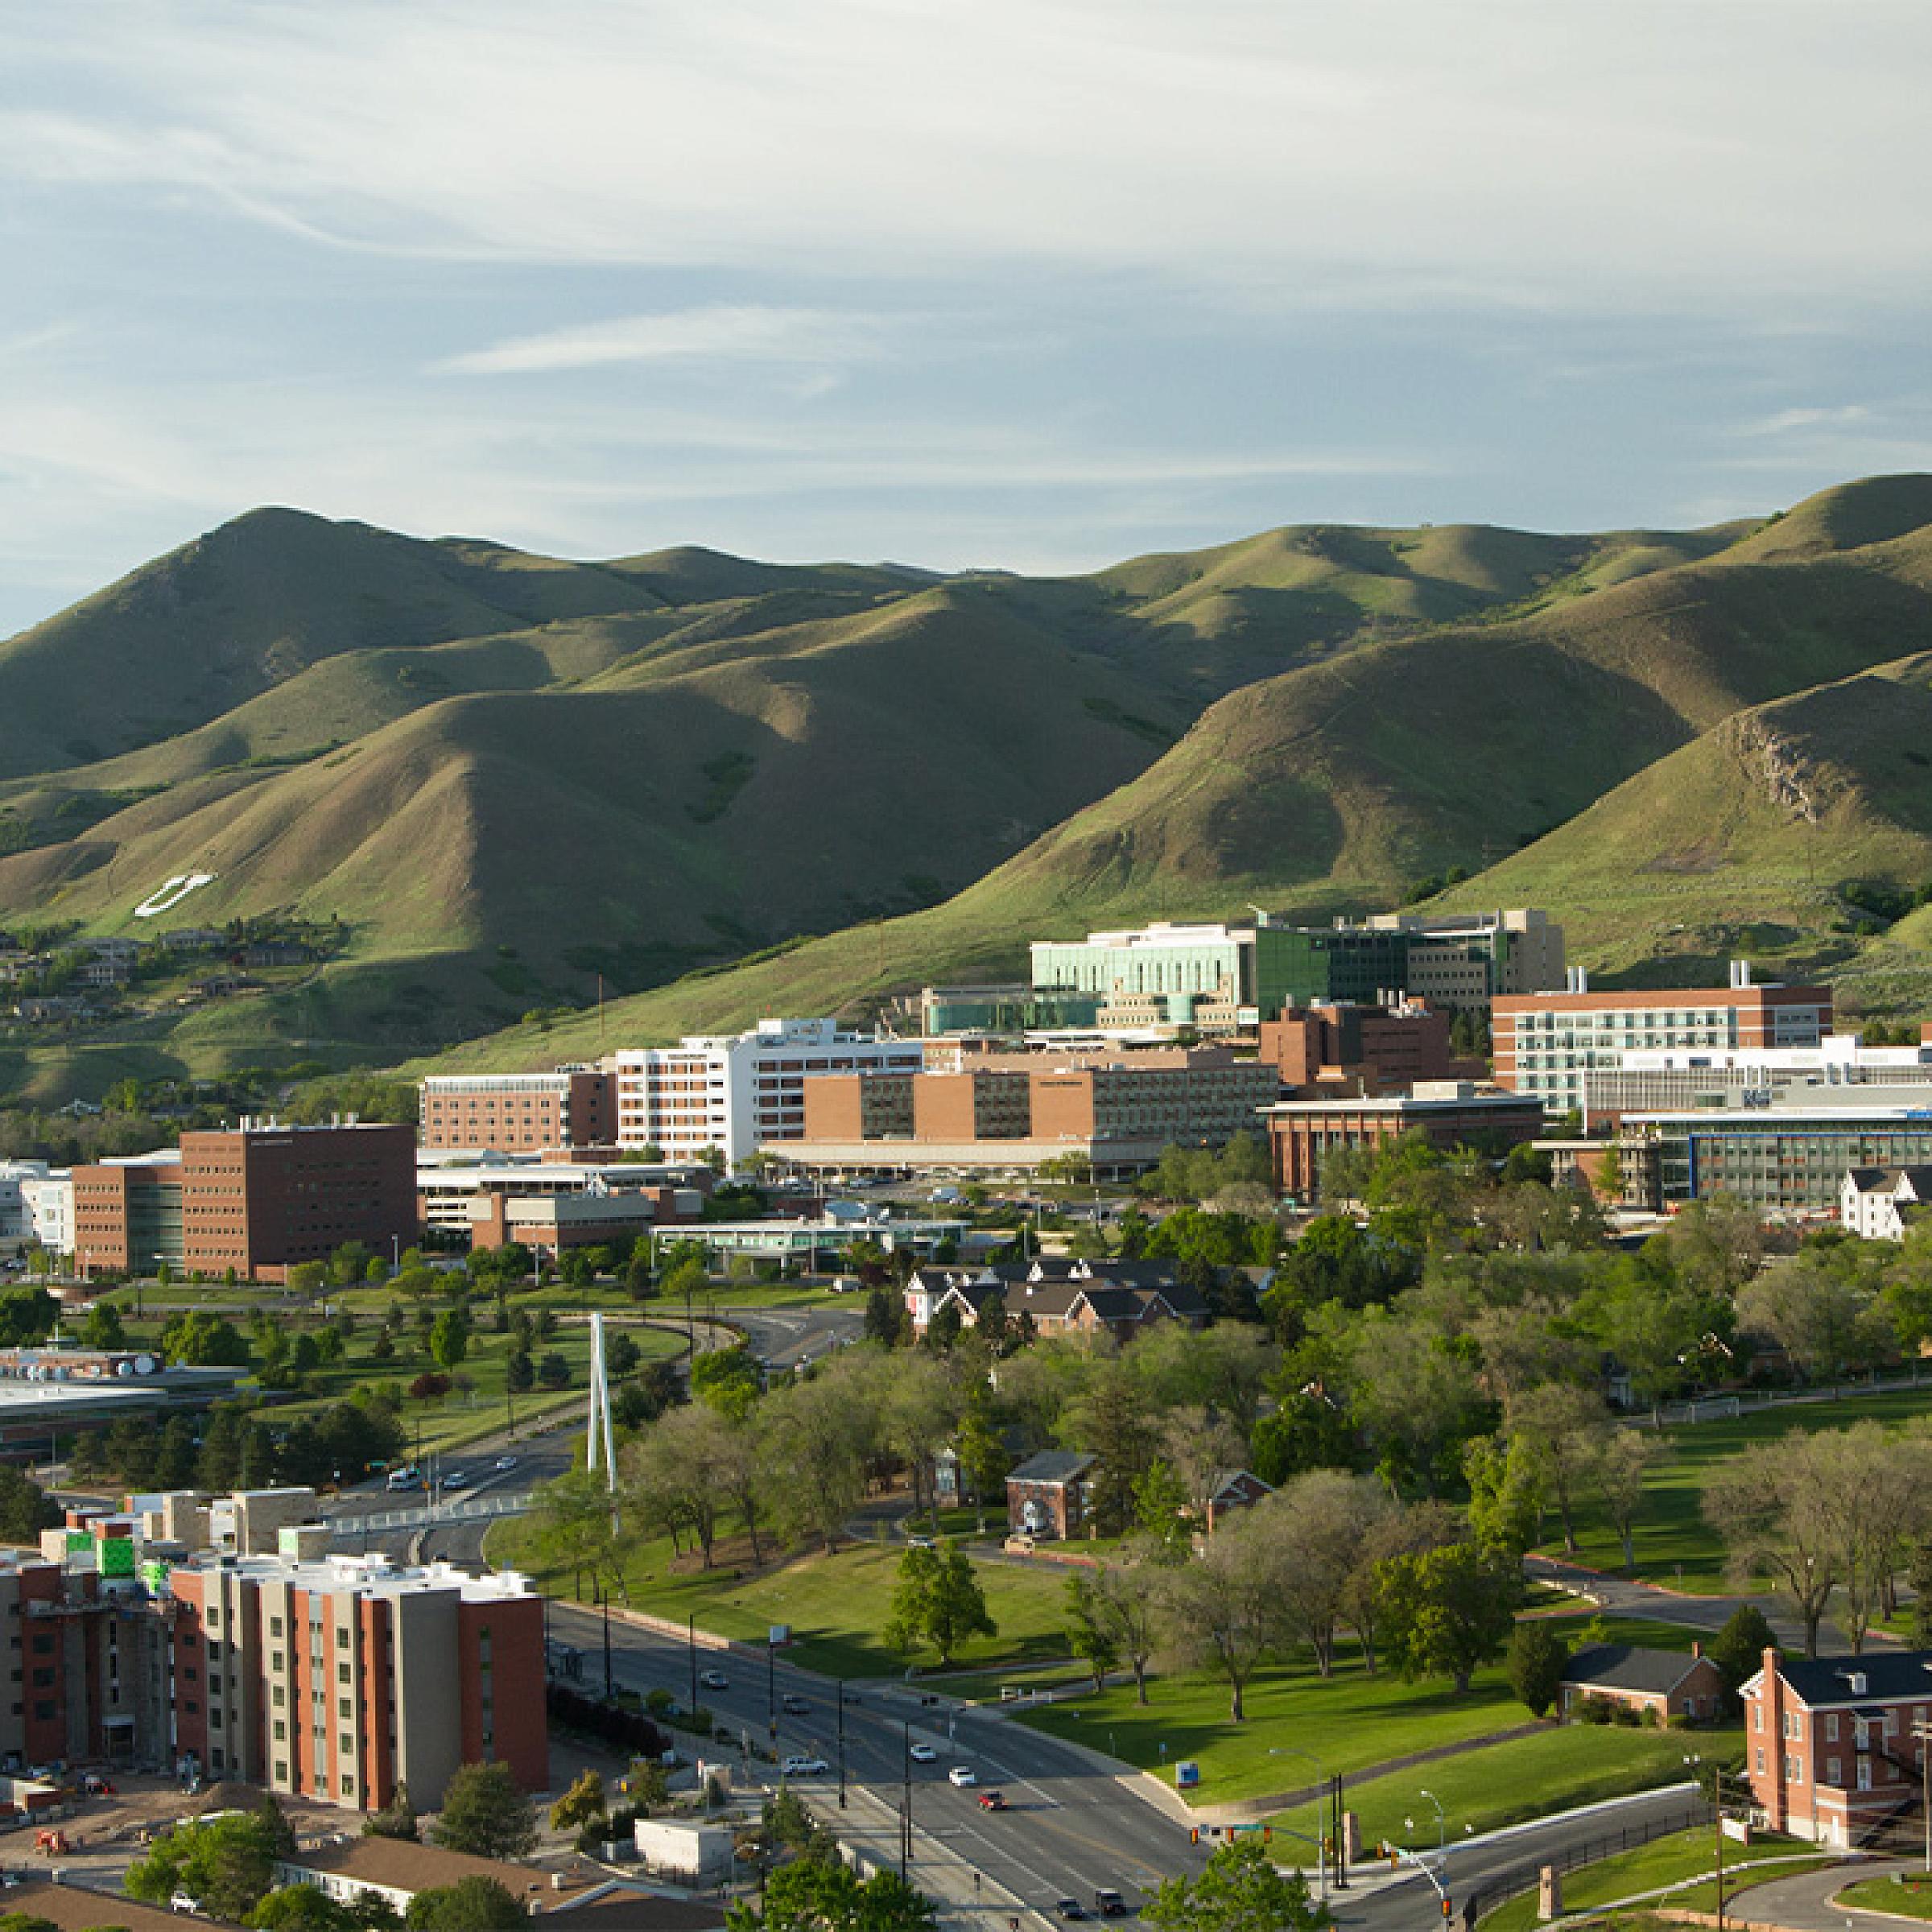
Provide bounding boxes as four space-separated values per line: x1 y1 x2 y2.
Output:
977 1790 1008 1811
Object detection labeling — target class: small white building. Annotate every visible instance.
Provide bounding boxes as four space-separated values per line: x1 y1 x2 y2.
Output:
1840 1166 1932 1241
0 1164 69 1259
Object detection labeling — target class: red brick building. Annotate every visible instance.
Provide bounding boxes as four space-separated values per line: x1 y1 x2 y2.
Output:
1742 1646 1932 1847
1006 1451 1096 1540
72 1121 415 1283
1264 1083 1545 1199
1558 1641 1728 1723
419 1071 617 1156
1260 999 1478 1096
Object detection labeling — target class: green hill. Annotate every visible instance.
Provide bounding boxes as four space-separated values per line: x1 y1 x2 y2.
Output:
13 481 1932 1100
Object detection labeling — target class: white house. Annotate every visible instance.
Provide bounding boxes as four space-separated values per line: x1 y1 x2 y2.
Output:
1840 1166 1932 1241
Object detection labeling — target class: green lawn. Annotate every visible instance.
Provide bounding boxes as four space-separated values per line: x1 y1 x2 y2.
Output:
1839 1875 1932 1920
1542 1383 1932 1592
1478 1828 1825 1932
1270 1724 1732 1853
489 1517 1080 1680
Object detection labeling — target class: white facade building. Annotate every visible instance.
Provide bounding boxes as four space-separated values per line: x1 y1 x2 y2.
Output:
612 1018 923 1166
0 1164 69 1258
1840 1166 1932 1241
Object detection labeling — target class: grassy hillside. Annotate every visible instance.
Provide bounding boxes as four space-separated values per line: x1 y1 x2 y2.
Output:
14 481 1932 1099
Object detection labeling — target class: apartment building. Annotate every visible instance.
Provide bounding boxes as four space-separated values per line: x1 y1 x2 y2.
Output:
71 1121 415 1282
788 1046 1280 1177
611 1018 924 1166
1742 1646 1932 1846
1265 1083 1546 1199
1493 965 1833 1116
167 1551 545 1811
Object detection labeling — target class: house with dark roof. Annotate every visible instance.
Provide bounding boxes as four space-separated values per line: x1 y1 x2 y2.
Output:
1197 1468 1274 1534
906 1255 1204 1344
1841 1166 1932 1241
1006 1449 1097 1539
1558 1641 1726 1722
1741 1645 1932 1846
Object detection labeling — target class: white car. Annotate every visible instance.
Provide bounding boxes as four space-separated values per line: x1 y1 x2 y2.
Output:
700 1669 730 1691
781 1756 829 1777
948 1765 976 1788
909 1743 937 1763
495 1455 518 1471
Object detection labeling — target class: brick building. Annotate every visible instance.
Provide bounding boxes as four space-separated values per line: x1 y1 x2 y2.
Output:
419 1071 617 1155
1264 1083 1545 1199
1558 1641 1728 1723
71 1121 415 1283
1006 1452 1096 1540
1259 998 1477 1095
1741 1646 1932 1847
905 1257 1208 1342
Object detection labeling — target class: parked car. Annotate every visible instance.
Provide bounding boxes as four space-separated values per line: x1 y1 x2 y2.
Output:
948 1765 976 1787
1093 1892 1129 1919
780 1756 829 1777
700 1669 730 1690
909 1743 937 1763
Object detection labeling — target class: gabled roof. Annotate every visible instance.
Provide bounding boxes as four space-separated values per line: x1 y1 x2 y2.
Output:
1076 1257 1183 1288
1208 1468 1274 1502
1008 1450 1096 1486
1768 1649 1932 1708
1561 1642 1713 1696
279 1837 548 1899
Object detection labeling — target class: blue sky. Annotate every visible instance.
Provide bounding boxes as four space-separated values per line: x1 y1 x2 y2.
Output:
2 1 1930 634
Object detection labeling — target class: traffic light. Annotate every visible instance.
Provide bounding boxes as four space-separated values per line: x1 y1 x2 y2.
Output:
1442 1900 1454 1920
1262 1827 1272 1843
1191 1830 1199 1845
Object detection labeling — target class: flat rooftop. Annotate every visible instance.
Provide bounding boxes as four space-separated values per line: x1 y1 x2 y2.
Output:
171 1550 538 1602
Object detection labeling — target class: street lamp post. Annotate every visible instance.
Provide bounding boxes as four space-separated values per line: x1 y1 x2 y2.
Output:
837 1681 848 1810
1411 1788 1447 1918
901 1719 913 1877
1268 1748 1331 1899
767 1634 778 1743
688 1614 699 1715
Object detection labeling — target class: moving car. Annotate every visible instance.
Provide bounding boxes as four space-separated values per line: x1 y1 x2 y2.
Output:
947 1765 976 1787
976 1790 1007 1811
1055 1903 1087 1922
441 1469 471 1490
909 1743 937 1763
782 1694 811 1715
1093 1892 1129 1919
700 1669 729 1690
780 1756 829 1777
495 1455 518 1471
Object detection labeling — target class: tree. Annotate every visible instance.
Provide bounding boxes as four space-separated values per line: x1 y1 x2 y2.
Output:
0 1466 60 1544
1506 1620 1571 1718
886 1543 996 1666
1142 1839 1328 1932
429 1761 538 1860
1374 1542 1518 1693
126 1813 282 1921
689 1344 762 1419
365 1782 419 1842
506 1348 535 1393
429 1307 471 1373
1508 1384 1612 1556
729 1860 937 1932
1067 1547 1165 1703
765 1370 867 1553
1159 1508 1286 1720
1261 1471 1388 1678
1062 1356 1158 1534
1707 1604 1778 1706
405 1880 529 1930
159 1311 251 1367
536 1351 571 1390
551 1769 606 1833
1736 1259 1889 1385
78 1300 126 1349
1064 1569 1121 1691
1594 1427 1656 1573
253 1890 363 1932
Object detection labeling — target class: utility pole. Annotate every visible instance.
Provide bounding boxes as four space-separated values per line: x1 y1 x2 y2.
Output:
1914 1718 1932 1876
767 1635 778 1743
688 1614 699 1716
1332 1773 1348 1889
837 1681 848 1810
901 1719 913 1877
601 1586 613 1702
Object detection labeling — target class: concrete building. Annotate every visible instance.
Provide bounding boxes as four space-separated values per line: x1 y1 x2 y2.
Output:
71 1121 415 1283
417 1153 710 1236
612 1018 924 1166
20 1169 72 1257
1841 1167 1932 1241
1264 1083 1546 1199
1493 964 1833 1116
167 1550 545 1809
1259 997 1479 1096
1579 1032 1932 1130
786 1045 1280 1179
650 1214 966 1271
0 1164 56 1257
1741 1646 1932 1847
1029 909 1562 1030
1629 1088 1932 1215
419 1069 618 1155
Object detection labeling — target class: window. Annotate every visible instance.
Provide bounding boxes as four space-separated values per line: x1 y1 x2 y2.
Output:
341 1776 355 1797
270 1616 283 1637
1859 1759 1873 1792
1752 1705 1763 1732
273 1685 285 1707
274 1719 286 1741
338 1662 352 1684
1755 1748 1766 1774
1828 1757 1843 1785
339 1699 352 1719
1827 1715 1839 1743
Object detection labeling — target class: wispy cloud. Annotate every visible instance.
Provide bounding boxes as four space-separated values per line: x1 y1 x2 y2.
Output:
1739 404 1873 438
438 306 885 375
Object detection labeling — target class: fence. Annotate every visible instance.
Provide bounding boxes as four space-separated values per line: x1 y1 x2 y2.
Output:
1641 1368 1931 1430
1459 1798 1710 1926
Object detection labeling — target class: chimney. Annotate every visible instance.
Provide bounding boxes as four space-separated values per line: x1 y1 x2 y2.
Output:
1691 1640 1702 1658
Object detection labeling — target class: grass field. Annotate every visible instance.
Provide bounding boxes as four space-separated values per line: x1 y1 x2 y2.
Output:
1839 1875 1932 1920
489 1518 1080 1680
1542 1381 1932 1591
1012 1613 1715 1806
1476 1830 1830 1932
1270 1724 1732 1852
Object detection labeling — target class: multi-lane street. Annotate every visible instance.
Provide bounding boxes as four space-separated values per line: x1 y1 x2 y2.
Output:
544 1603 1208 1917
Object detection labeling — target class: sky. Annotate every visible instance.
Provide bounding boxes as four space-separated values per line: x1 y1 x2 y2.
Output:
2 0 1931 634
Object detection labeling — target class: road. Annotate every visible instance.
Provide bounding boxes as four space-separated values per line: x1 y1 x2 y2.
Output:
543 1603 1207 1915
1330 1785 1706 1932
